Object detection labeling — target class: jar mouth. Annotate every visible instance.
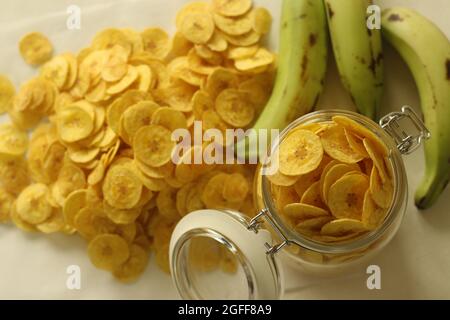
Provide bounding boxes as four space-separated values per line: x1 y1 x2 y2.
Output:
261 109 408 254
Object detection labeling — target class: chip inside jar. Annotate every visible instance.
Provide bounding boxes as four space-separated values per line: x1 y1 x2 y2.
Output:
267 115 395 243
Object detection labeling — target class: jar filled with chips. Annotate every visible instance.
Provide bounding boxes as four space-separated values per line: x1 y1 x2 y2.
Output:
169 106 430 299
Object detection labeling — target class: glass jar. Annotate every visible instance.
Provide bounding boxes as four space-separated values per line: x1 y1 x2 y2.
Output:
169 106 430 300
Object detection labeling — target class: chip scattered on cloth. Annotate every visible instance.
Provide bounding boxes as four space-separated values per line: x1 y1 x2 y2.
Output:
0 0 275 281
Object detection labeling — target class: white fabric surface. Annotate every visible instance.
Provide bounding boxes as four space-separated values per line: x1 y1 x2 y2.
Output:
0 0 449 299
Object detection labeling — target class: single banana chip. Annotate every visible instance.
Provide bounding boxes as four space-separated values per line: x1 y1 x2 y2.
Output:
205 68 238 99
327 173 369 220
156 80 197 112
62 189 89 227
103 164 143 210
57 104 94 143
344 129 369 158
321 218 366 236
322 163 360 204
101 50 128 83
332 115 388 157
213 12 252 36
363 138 388 184
91 28 133 56
141 28 170 60
19 32 53 65
215 88 255 127
136 64 154 92
87 234 130 271
156 187 180 219
74 207 115 239
122 101 159 142
0 123 29 156
235 48 274 71
113 244 149 283
223 173 249 203
267 168 299 187
283 203 329 222
40 55 69 90
369 165 393 209
10 201 37 232
133 125 175 167
0 75 15 114
278 129 323 176
16 183 52 225
213 0 252 17
106 65 138 95
151 106 187 132
192 90 214 119
252 7 272 35
181 13 215 44
222 30 260 47
227 45 258 60
295 216 333 235
320 124 365 164
176 2 211 29
300 181 326 209
362 190 389 230
206 31 228 52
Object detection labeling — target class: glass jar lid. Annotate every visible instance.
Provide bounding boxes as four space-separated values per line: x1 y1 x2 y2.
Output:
169 209 283 300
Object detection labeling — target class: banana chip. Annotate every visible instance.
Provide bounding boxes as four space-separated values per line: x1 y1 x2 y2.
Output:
133 125 175 167
88 234 130 271
103 164 143 210
19 32 53 65
113 244 149 283
363 138 388 183
0 123 29 156
369 166 393 209
213 0 252 17
283 203 329 222
295 216 333 235
213 12 252 36
181 13 215 44
0 188 14 223
223 173 249 203
327 173 369 220
321 124 365 164
0 75 16 114
279 129 323 176
215 89 254 127
322 163 360 204
321 218 366 236
141 28 170 59
362 190 389 230
16 183 52 225
300 181 325 209
234 48 274 71
252 7 272 35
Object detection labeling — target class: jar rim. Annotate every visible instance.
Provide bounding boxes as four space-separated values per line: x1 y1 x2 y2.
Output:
260 109 408 254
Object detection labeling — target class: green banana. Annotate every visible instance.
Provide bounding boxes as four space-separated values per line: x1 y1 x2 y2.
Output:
325 0 383 120
381 7 450 209
240 0 327 159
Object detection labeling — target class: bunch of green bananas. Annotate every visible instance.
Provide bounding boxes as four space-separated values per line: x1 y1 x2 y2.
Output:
251 0 449 208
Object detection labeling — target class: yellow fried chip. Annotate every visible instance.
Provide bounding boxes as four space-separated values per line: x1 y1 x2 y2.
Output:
227 45 258 60
283 203 329 222
36 209 65 234
300 181 326 209
213 12 252 36
362 190 389 230
213 0 252 17
223 173 249 203
292 155 332 198
40 55 69 90
133 125 175 167
0 123 29 156
252 7 272 35
321 218 366 236
278 129 323 176
201 173 230 209
295 216 333 235
141 28 170 59
57 103 94 143
156 187 180 220
0 188 15 223
327 173 369 220
16 183 52 225
235 48 274 71
151 106 187 132
113 244 149 282
103 200 142 225
181 13 215 44
320 124 365 164
273 185 300 212
267 168 298 187
106 65 138 95
322 163 360 204
206 31 228 52
192 90 214 119
215 89 254 127
74 207 115 239
205 68 238 99
0 75 15 114
87 234 130 271
363 138 388 184
344 129 369 158
369 166 393 209
176 2 211 29
122 101 159 142
176 182 195 216
103 164 143 210
222 30 260 47
19 32 53 65
332 115 388 157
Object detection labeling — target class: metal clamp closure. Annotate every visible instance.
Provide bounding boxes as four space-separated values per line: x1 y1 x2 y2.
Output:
379 105 431 154
248 209 289 255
